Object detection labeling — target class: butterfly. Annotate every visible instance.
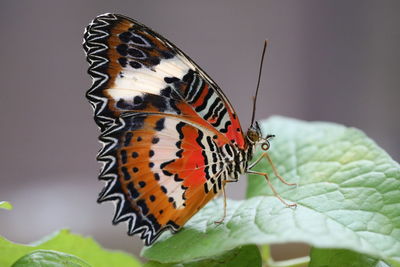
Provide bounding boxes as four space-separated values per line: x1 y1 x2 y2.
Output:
83 13 296 246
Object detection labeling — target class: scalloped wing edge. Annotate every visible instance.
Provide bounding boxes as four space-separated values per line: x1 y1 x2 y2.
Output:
83 13 179 246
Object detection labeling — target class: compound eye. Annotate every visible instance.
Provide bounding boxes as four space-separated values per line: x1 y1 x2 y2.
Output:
261 142 270 150
247 130 258 142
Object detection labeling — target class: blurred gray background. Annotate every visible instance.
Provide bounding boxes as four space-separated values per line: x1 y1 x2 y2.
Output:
1 0 399 261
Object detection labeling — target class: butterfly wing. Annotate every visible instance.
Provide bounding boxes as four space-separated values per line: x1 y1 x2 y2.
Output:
98 113 228 244
83 13 245 147
83 13 244 245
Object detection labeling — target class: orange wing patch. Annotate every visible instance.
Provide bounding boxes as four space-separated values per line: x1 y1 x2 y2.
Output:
98 113 226 244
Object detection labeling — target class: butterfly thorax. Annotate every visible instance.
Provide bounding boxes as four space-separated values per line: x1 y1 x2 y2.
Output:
218 120 265 181
220 143 253 180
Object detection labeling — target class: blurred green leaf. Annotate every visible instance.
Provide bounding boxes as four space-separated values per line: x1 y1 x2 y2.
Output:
144 245 261 267
143 116 400 264
0 229 141 267
309 248 390 267
0 201 13 210
12 249 90 267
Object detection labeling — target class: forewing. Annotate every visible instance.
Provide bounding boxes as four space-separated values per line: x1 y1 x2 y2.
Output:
83 13 245 147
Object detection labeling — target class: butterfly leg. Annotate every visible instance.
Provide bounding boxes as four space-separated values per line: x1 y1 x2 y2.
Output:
214 182 227 225
214 180 237 225
248 152 297 186
247 170 297 208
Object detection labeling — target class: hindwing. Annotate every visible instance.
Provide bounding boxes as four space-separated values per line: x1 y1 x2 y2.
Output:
97 113 230 245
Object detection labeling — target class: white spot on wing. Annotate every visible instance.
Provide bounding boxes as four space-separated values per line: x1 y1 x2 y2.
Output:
106 56 194 101
151 117 186 209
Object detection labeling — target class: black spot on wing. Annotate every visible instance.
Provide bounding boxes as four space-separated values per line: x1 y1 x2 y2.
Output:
220 120 232 134
161 50 174 59
128 47 146 58
129 61 142 69
160 87 172 97
164 77 180 83
174 174 184 182
118 57 127 67
125 115 146 131
175 141 182 148
143 94 167 112
212 163 217 174
127 182 139 198
176 149 183 158
116 44 128 56
124 132 133 147
204 183 209 193
162 170 173 176
217 176 222 190
121 150 127 164
116 99 133 110
121 167 131 180
119 31 131 42
148 56 160 66
130 34 147 45
176 122 186 139
134 96 143 104
206 136 216 152
182 69 195 83
154 118 165 131
195 129 205 149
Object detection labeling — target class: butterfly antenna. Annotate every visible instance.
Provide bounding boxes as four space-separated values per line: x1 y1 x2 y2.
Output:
250 40 268 126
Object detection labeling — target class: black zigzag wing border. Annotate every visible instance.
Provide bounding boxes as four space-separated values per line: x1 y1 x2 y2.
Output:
83 13 117 132
97 115 180 245
83 13 180 246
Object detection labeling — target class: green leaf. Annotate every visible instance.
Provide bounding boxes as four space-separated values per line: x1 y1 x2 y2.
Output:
143 116 400 264
141 197 294 263
0 201 13 210
0 229 141 267
309 248 390 267
12 249 90 267
144 245 261 267
247 116 400 261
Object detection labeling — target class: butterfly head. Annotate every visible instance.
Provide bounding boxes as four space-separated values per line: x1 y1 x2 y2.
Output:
246 121 275 151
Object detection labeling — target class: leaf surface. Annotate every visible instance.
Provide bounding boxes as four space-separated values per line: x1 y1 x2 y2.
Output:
0 229 141 267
